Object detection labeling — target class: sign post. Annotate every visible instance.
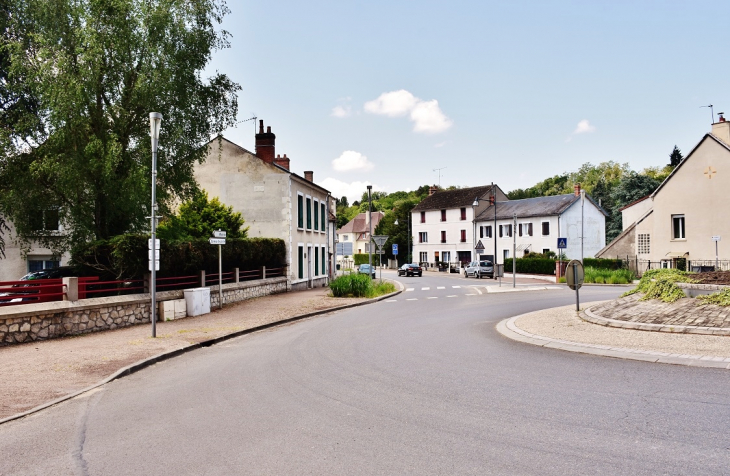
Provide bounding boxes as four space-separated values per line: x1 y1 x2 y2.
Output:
372 235 389 280
565 259 584 311
557 237 568 280
392 243 398 269
712 236 721 269
209 231 226 309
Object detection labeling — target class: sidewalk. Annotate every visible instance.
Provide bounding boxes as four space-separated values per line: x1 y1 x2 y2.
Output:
0 288 386 423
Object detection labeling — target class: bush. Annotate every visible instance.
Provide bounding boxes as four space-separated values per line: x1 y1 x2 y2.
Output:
329 274 396 298
583 258 623 270
504 258 556 275
697 288 730 307
584 267 635 284
622 268 697 302
354 253 381 266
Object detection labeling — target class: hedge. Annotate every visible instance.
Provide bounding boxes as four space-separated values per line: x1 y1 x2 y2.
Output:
504 258 556 275
71 234 286 280
583 258 623 270
353 253 381 266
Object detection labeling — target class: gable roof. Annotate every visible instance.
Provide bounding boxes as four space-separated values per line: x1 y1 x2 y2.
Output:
336 211 384 234
619 194 651 212
475 193 608 221
411 185 495 212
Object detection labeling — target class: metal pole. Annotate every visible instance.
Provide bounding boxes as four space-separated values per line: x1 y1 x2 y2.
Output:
513 213 516 288
716 241 719 269
580 189 585 262
367 185 372 272
218 244 223 309
574 262 580 312
151 148 157 338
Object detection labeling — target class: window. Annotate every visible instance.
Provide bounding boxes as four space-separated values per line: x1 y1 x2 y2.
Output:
672 215 685 239
441 230 446 243
419 251 427 262
527 223 533 236
30 209 60 231
28 259 60 272
442 251 451 262
500 225 512 237
419 232 428 243
297 195 304 229
321 203 326 231
434 251 440 262
306 198 312 229
460 230 467 242
342 235 348 241
313 199 319 231
543 248 550 255
480 226 483 239
365 242 370 252
542 221 550 236
321 246 326 276
503 249 510 260
483 225 492 238
499 225 502 238
638 233 650 254
441 209 446 221
460 207 467 220
518 224 522 237
314 247 319 276
420 211 426 223
298 246 304 279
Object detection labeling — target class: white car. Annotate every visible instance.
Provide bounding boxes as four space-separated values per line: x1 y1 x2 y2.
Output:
464 260 494 279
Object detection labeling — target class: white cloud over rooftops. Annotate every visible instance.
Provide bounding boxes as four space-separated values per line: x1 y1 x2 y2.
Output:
332 150 374 172
320 178 379 205
364 89 453 134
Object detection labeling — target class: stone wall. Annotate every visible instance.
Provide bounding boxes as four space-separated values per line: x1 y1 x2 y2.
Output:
0 277 288 346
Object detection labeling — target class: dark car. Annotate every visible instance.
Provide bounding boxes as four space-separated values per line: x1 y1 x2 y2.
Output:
0 267 80 303
398 263 422 277
358 264 377 279
19 266 78 281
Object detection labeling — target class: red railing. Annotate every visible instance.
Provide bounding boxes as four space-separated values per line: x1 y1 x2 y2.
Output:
0 279 66 306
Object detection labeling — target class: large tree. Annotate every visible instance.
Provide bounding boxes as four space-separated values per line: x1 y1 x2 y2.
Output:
0 0 239 255
605 172 661 242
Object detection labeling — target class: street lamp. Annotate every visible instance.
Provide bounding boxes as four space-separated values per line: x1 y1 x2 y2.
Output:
149 112 162 338
394 216 411 265
580 188 585 262
367 185 372 271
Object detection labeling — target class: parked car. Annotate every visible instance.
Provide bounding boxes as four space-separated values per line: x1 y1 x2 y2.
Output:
358 264 376 278
464 260 494 279
398 263 422 277
0 266 79 303
18 266 79 281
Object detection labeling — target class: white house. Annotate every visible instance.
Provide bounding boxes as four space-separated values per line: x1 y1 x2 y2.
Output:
335 211 385 263
475 186 607 264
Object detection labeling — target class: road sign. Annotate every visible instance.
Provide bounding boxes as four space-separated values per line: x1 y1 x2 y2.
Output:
148 239 160 250
213 230 227 238
336 242 353 256
209 238 226 245
557 237 567 249
565 259 584 290
148 260 159 271
712 235 721 242
148 249 160 260
372 235 388 249
392 244 398 255
475 240 485 251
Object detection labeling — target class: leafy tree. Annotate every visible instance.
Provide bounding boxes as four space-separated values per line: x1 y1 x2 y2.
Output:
605 172 661 242
157 191 248 241
668 145 683 167
0 0 240 256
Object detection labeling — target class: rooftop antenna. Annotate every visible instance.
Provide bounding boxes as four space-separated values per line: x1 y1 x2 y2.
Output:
433 167 446 187
238 113 257 135
701 104 714 123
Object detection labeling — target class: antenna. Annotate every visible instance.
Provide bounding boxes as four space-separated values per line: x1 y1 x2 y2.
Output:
433 167 446 187
701 104 714 123
237 114 257 136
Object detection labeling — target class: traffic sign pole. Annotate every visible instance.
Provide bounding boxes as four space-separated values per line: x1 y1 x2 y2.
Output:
574 262 580 311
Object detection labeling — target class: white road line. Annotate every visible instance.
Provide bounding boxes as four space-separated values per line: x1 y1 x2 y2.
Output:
385 299 397 302
472 287 483 295
437 286 445 289
452 285 461 288
465 294 477 296
406 298 418 301
421 287 430 291
427 297 438 299
406 288 414 292
447 295 457 298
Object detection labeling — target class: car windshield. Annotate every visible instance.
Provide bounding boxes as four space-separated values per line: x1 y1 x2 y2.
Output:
480 261 492 266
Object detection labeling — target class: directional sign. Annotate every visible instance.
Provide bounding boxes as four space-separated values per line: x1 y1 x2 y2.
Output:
372 235 388 249
209 238 226 245
392 244 398 255
148 239 160 250
712 235 721 242
557 237 568 249
148 260 160 271
336 242 353 256
148 249 160 260
213 230 227 238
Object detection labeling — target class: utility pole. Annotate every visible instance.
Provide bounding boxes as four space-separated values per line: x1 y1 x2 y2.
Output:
367 185 373 270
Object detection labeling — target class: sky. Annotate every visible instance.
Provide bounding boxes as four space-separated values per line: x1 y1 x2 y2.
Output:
205 0 729 204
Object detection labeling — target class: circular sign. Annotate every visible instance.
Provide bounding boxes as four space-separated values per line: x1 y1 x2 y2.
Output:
565 259 584 290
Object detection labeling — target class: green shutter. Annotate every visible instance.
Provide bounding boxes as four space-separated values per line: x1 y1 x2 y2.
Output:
314 247 319 276
298 196 303 228
314 201 319 230
321 204 326 231
322 246 326 275
306 198 311 229
298 246 303 279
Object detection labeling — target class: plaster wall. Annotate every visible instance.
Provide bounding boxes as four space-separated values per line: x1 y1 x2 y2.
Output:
621 199 653 230
560 200 607 259
0 220 71 281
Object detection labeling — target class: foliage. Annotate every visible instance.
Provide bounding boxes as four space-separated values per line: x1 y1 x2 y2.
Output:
622 268 697 301
696 288 730 307
0 0 240 256
329 273 395 298
504 258 556 275
668 145 683 168
605 172 661 242
583 267 635 284
354 253 380 266
71 234 285 280
157 191 248 241
583 258 623 270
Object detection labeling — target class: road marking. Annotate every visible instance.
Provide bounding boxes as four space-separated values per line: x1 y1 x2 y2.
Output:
406 298 418 301
437 286 445 289
452 285 461 288
421 287 430 291
427 297 438 299
465 294 477 296
385 299 397 302
406 288 414 292
447 295 457 298
471 287 483 295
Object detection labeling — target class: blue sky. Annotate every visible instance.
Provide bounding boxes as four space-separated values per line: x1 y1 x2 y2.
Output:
207 0 729 204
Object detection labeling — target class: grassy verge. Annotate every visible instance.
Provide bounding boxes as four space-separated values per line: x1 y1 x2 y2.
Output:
557 267 635 284
329 274 396 298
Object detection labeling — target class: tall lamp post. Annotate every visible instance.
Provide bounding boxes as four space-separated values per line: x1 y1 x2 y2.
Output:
367 185 372 270
149 112 162 338
394 216 411 265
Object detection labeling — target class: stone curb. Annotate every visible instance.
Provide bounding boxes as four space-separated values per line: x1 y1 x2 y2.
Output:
0 280 404 426
581 305 730 336
496 313 730 370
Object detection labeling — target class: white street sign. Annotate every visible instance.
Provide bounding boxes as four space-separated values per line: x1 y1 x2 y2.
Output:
148 239 160 250
148 260 160 271
213 230 227 238
148 249 160 260
712 235 721 242
209 238 226 245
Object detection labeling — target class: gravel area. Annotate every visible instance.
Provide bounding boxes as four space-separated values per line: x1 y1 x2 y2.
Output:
515 302 730 358
0 288 366 420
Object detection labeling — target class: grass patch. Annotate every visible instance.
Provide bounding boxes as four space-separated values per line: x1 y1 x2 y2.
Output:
622 268 697 303
329 274 396 298
584 267 635 284
697 288 730 307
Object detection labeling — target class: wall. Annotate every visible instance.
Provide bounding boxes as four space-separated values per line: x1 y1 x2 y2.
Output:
0 277 287 346
0 220 72 282
290 175 330 289
560 200 607 259
411 207 476 264
621 198 652 231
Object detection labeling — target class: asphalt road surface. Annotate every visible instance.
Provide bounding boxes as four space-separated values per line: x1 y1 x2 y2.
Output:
1 271 729 475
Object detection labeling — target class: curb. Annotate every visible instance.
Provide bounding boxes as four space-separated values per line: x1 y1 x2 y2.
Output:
581 305 730 336
0 282 404 426
496 313 730 370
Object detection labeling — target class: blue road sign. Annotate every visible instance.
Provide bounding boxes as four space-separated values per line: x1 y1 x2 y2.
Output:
557 237 567 249
392 244 398 255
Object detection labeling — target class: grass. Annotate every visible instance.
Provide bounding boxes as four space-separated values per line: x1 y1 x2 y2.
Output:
557 267 635 284
329 274 395 298
622 268 698 303
697 288 730 307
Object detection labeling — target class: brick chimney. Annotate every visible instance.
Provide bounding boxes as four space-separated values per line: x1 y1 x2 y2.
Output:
429 185 438 196
574 183 581 196
712 113 730 146
304 171 313 182
255 120 276 164
274 154 290 170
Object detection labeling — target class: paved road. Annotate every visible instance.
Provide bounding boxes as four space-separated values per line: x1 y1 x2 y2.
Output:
1 271 729 475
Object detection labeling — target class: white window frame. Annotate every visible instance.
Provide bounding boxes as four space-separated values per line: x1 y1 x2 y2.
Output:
672 215 685 240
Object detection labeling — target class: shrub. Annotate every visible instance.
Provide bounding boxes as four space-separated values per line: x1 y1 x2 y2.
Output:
622 268 697 302
329 274 396 298
504 258 556 275
583 258 623 270
584 267 635 284
354 254 381 266
697 288 730 307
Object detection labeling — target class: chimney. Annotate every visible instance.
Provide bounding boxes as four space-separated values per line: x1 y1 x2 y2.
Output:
712 112 730 146
304 171 313 182
273 153 290 170
255 120 276 164
574 183 581 196
429 185 438 196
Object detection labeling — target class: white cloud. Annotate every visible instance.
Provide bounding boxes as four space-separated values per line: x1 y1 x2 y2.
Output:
434 141 447 148
331 105 351 118
320 178 379 205
573 119 596 135
332 150 374 172
364 89 453 134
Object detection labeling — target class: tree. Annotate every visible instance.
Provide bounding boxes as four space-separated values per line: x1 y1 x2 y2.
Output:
668 145 683 168
156 191 248 241
605 172 661 242
0 0 240 256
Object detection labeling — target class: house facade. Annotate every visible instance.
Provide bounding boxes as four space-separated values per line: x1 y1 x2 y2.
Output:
335 211 385 264
475 188 607 264
598 117 730 271
0 219 70 281
411 185 508 267
194 121 334 290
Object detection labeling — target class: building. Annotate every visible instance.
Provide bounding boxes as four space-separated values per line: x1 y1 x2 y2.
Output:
475 185 607 265
597 116 730 271
411 185 508 266
335 211 385 263
0 219 69 281
194 121 335 290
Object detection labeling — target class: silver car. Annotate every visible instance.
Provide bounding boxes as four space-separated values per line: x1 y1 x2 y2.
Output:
464 260 494 279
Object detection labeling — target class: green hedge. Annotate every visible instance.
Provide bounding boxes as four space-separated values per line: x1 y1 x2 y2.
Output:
583 258 623 270
71 234 286 280
504 258 556 275
353 253 381 266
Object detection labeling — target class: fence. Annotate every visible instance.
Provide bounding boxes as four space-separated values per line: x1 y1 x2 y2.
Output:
598 256 730 277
